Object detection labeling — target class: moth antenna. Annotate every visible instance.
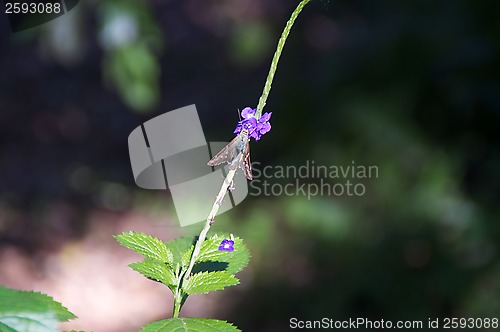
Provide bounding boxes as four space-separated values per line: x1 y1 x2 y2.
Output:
237 108 242 121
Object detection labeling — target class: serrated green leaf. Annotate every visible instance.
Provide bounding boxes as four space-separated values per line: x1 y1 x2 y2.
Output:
164 237 194 269
114 232 173 263
0 324 16 332
129 259 176 288
0 286 76 332
183 271 239 295
195 234 250 275
181 247 194 268
140 317 241 332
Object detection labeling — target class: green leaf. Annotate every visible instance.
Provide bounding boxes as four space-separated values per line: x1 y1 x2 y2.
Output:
183 271 239 295
195 235 250 275
114 232 173 263
141 318 241 332
164 237 195 269
129 259 176 288
181 247 194 269
0 286 76 332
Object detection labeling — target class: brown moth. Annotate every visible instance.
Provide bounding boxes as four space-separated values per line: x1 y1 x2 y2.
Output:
207 129 252 180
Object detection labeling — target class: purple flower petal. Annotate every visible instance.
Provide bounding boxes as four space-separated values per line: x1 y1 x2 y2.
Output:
241 107 256 119
259 122 271 134
232 107 272 141
233 123 243 134
259 112 272 123
218 239 235 252
243 117 257 129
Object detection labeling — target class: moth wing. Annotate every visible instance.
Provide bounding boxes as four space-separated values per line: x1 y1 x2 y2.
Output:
241 140 252 180
207 136 237 166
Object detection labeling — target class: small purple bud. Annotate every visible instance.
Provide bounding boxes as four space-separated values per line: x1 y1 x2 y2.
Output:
241 107 256 119
218 238 235 252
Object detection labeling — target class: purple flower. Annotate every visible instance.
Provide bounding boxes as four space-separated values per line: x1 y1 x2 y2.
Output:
234 107 272 141
241 107 255 119
218 238 235 252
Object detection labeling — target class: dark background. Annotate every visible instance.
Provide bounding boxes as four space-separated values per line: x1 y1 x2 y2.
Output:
0 0 499 331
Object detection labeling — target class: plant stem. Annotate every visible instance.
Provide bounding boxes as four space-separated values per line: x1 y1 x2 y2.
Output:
255 0 312 119
172 288 182 318
175 169 235 316
176 0 312 317
172 264 183 317
183 168 237 280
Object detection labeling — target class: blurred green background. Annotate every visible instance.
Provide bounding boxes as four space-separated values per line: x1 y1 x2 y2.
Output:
1 0 499 331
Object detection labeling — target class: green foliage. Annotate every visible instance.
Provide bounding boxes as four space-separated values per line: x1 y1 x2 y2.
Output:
99 0 163 113
163 237 195 269
115 232 249 311
0 286 76 332
197 234 250 275
129 260 176 289
184 271 239 295
115 232 250 328
140 318 241 332
104 46 160 112
114 232 173 263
